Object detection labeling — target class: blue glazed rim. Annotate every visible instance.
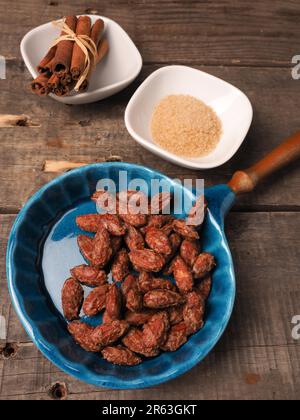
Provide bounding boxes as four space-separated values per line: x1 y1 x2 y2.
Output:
6 162 236 389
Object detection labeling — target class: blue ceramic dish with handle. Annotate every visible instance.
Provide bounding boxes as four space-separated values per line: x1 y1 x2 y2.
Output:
6 162 235 389
6 132 300 389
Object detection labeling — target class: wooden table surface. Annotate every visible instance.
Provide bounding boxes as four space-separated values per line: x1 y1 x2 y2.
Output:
0 0 300 400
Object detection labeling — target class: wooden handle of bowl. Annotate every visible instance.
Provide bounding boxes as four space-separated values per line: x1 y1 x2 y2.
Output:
228 131 300 194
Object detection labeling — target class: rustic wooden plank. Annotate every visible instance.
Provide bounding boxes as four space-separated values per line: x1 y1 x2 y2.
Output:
2 213 300 344
134 0 300 67
0 342 299 400
0 0 299 66
0 215 29 343
1 212 300 399
0 64 300 211
0 360 3 397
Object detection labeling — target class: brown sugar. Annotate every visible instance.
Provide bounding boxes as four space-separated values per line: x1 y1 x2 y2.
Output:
151 95 222 158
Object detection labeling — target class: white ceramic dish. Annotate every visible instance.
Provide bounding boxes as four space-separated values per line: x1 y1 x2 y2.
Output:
20 15 142 105
125 65 253 169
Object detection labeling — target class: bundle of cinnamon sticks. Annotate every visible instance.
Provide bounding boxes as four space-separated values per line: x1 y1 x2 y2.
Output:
31 16 109 97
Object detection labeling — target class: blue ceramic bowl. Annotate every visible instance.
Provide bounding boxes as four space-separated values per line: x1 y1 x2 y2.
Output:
6 162 236 389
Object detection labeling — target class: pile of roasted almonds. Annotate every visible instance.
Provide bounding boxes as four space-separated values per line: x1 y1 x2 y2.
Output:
62 190 216 366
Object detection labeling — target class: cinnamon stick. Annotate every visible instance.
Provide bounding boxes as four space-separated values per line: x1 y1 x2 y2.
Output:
78 19 105 92
90 19 104 46
53 15 78 77
37 45 57 73
96 38 109 63
54 84 70 97
60 72 72 86
70 16 91 80
47 74 60 90
31 16 108 98
31 73 51 96
42 56 57 74
79 38 109 92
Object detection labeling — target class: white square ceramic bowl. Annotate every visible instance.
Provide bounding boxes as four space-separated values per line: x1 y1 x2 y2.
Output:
125 65 253 169
20 15 142 105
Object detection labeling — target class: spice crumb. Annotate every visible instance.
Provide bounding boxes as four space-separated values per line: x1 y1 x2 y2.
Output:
151 94 222 158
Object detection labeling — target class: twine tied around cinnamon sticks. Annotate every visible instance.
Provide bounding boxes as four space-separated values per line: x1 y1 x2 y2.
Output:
51 18 98 91
31 16 108 97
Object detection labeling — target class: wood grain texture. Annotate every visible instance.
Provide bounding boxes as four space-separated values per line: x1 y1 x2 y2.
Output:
0 64 300 211
0 0 299 66
1 213 300 399
0 342 299 400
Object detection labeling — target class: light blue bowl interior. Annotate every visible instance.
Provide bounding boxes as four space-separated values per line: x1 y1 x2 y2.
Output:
6 162 236 389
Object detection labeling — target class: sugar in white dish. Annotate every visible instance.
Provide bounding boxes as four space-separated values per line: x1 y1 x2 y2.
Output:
151 94 222 158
